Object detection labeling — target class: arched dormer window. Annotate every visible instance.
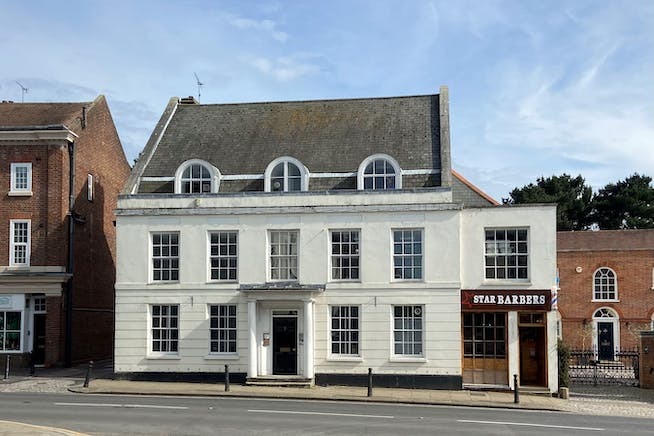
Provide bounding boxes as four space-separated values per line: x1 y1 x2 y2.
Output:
357 154 401 190
174 159 220 194
593 267 617 301
264 157 308 192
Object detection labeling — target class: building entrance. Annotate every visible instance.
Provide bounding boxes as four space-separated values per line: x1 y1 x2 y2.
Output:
272 317 297 375
518 313 546 387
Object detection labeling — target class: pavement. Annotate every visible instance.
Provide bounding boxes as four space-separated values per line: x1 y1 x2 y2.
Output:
2 362 654 435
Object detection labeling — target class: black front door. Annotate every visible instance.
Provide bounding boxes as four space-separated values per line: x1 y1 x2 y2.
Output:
597 322 615 361
273 317 297 375
33 314 46 365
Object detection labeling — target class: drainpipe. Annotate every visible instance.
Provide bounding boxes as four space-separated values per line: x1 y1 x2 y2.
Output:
64 140 76 367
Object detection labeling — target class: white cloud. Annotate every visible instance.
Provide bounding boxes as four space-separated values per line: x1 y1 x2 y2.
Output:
229 16 288 42
245 54 321 82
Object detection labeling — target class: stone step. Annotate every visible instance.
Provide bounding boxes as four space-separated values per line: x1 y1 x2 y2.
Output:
246 376 312 388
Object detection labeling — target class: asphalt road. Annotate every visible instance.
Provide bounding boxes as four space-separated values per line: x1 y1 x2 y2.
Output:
0 392 652 435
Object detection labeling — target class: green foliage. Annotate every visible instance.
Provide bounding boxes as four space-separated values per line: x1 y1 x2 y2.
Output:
557 339 571 388
504 174 593 231
591 173 654 230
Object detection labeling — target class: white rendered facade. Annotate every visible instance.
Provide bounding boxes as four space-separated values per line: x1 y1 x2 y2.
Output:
114 191 558 391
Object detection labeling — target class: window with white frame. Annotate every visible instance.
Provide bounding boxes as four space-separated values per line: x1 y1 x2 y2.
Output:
330 305 359 356
87 174 93 201
393 305 423 356
152 232 179 282
593 267 617 300
330 230 360 281
358 154 401 190
151 305 178 354
175 160 219 194
209 305 237 354
33 296 46 313
10 220 30 266
10 163 32 194
265 157 307 192
269 230 298 280
484 228 528 280
0 311 22 351
209 232 237 281
393 229 423 280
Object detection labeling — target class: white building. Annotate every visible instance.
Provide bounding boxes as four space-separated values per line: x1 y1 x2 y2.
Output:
115 88 558 392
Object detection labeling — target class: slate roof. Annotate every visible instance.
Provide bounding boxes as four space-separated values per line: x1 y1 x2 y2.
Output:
557 229 654 251
140 94 444 178
0 102 89 129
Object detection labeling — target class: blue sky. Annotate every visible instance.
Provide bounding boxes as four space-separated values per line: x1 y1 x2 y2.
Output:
1 0 652 200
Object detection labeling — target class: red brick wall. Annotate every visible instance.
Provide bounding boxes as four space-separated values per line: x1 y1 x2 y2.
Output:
558 244 654 349
640 332 654 389
67 96 131 362
1 96 130 366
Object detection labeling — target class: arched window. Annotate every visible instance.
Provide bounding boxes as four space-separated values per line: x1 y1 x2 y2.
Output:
174 159 220 194
357 154 401 190
264 157 308 192
593 267 617 301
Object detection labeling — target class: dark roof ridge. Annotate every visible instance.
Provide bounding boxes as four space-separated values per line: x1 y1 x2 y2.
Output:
177 92 440 108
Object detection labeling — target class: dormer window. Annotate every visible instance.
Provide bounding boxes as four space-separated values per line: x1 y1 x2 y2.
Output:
264 157 308 192
357 154 401 190
174 160 220 194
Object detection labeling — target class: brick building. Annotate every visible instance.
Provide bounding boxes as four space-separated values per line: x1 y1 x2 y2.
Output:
557 230 654 357
0 96 131 367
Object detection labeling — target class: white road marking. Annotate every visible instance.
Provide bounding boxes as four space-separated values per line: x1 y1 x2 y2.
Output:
248 409 394 419
54 402 188 410
457 419 604 431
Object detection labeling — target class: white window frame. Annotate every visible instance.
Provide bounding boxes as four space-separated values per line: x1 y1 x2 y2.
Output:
592 267 618 301
0 310 23 352
151 232 180 282
357 154 401 190
9 163 32 196
208 231 238 282
208 304 238 355
329 305 360 358
9 220 31 267
87 174 93 201
484 227 529 281
392 229 423 281
33 296 47 314
174 159 220 194
329 229 361 282
148 304 179 358
264 156 309 192
392 305 424 358
269 230 299 281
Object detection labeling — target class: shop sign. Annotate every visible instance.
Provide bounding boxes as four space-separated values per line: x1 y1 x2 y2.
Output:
461 289 552 311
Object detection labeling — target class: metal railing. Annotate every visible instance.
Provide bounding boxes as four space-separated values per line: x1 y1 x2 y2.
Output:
569 347 639 386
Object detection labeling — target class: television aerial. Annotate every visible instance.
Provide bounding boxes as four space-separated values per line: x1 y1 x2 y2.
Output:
15 81 28 103
193 72 204 103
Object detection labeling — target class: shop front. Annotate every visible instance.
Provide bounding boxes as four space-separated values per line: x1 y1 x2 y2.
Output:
461 289 556 391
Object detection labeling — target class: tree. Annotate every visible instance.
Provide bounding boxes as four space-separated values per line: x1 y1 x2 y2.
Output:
591 173 654 230
504 174 593 231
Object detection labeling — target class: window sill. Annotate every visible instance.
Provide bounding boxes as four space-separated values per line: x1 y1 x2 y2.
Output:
204 354 240 360
481 280 531 287
146 354 181 360
591 299 620 303
8 191 33 197
326 356 363 362
389 357 427 363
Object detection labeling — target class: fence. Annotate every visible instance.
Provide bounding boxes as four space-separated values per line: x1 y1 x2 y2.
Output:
569 348 639 386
